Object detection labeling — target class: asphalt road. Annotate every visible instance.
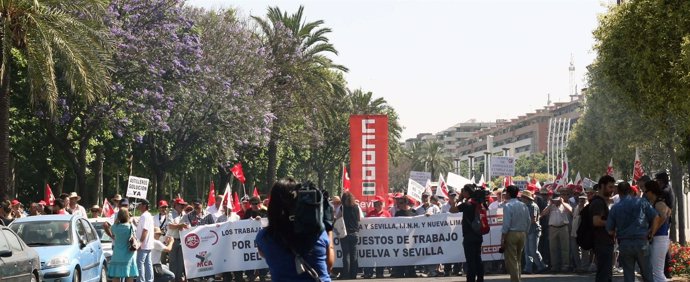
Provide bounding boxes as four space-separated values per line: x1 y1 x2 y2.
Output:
349 273 684 281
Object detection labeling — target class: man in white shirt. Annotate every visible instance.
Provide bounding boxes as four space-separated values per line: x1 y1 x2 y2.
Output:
540 193 572 273
151 227 174 282
68 192 88 218
153 200 172 235
416 193 441 216
204 195 225 223
137 199 155 282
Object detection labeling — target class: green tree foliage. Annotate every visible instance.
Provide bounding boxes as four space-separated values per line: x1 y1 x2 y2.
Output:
514 152 548 176
0 0 112 197
582 0 690 243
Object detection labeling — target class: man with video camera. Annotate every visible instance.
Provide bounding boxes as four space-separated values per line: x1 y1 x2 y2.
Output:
459 184 487 282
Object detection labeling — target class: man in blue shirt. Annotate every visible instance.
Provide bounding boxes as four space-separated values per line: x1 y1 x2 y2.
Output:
606 182 662 282
501 185 531 282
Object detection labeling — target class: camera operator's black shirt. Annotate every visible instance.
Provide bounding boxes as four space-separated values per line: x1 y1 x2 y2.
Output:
459 202 483 243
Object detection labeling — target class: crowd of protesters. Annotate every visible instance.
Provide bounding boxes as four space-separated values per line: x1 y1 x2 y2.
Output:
0 170 677 281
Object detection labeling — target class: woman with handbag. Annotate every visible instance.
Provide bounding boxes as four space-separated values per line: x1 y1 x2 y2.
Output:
108 208 139 281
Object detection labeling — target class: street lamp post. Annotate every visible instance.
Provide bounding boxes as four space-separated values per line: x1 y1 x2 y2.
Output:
467 156 475 180
484 151 491 183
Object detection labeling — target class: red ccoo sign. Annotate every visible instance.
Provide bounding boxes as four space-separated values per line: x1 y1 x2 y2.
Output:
349 115 389 205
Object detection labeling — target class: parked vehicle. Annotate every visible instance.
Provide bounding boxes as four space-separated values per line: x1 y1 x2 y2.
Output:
88 218 113 262
10 214 107 282
0 225 40 281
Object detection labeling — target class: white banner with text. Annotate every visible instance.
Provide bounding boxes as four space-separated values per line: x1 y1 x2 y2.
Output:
180 211 506 277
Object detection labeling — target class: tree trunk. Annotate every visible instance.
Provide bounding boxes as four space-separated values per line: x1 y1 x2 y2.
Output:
265 132 279 191
668 143 683 243
95 148 104 206
155 168 166 202
0 57 10 199
317 169 326 192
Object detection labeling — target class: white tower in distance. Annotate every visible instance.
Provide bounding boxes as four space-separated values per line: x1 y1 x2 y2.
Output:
569 54 578 101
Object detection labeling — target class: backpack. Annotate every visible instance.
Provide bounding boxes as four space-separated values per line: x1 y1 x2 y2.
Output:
576 196 601 250
292 182 334 242
471 201 490 235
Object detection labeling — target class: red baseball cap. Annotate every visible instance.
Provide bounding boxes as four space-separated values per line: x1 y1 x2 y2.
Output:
173 198 187 205
10 199 20 206
158 200 169 207
373 196 385 203
38 200 47 205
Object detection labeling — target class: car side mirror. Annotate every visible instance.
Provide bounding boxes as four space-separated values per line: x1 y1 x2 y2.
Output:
0 249 11 257
79 238 88 249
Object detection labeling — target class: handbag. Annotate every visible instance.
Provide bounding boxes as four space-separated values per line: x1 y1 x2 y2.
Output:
334 217 347 239
128 224 140 251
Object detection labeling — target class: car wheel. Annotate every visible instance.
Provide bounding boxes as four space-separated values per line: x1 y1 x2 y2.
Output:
72 268 80 282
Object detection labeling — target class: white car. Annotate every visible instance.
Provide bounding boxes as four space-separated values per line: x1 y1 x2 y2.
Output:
87 218 112 263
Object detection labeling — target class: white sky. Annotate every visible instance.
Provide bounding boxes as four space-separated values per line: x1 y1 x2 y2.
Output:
188 0 611 140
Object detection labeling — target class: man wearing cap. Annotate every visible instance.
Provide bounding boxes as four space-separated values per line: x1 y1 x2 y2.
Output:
166 198 188 281
521 190 546 274
154 200 172 235
242 196 268 282
442 189 462 277
540 192 572 273
68 192 88 217
362 196 390 279
136 199 156 282
151 227 175 282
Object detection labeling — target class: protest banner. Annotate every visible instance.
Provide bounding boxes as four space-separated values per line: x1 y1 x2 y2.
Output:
332 210 505 267
490 156 516 177
180 211 506 276
513 180 529 190
181 219 268 278
125 176 149 199
582 177 595 189
446 172 472 189
409 171 432 188
406 178 425 202
350 115 389 202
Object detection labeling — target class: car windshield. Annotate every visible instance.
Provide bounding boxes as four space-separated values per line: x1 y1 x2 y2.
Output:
10 220 73 246
92 222 112 243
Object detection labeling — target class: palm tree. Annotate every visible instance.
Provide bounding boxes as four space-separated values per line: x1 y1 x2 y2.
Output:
253 6 346 188
407 141 452 179
0 1 112 195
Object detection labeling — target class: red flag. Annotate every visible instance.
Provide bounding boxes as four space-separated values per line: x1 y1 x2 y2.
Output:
207 181 216 207
633 149 645 182
342 165 351 191
44 184 55 206
102 199 115 217
252 187 259 197
504 176 513 188
607 158 614 176
232 192 241 212
229 163 246 183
